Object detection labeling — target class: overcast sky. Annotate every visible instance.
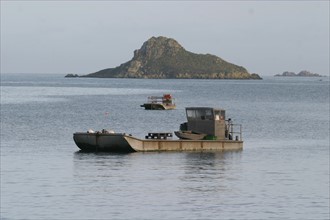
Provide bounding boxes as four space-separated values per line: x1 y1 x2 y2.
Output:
1 1 329 76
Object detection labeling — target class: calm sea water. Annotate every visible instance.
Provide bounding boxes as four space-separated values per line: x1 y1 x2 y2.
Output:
1 73 329 220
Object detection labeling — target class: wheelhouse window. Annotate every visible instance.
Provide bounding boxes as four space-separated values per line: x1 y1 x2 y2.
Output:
187 108 214 120
214 110 225 120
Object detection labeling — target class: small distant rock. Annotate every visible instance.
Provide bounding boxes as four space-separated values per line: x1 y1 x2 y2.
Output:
297 70 323 77
65 74 79 78
275 70 324 77
275 71 296 77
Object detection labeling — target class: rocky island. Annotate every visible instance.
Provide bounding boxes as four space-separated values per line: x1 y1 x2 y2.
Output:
275 71 324 77
82 36 262 80
65 74 79 78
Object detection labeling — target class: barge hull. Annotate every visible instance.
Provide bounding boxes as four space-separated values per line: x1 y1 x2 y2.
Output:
73 133 242 152
73 133 135 152
125 136 242 151
141 103 175 110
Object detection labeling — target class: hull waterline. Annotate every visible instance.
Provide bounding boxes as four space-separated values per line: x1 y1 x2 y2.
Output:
73 133 243 152
140 103 176 110
73 133 135 152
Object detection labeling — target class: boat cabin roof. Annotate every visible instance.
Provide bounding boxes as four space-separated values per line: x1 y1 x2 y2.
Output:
186 107 224 111
185 107 225 121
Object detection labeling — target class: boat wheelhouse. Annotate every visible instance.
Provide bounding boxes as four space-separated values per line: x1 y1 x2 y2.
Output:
175 107 241 141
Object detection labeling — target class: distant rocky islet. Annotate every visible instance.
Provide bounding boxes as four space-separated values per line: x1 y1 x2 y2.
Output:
68 36 262 80
275 71 324 77
64 74 79 78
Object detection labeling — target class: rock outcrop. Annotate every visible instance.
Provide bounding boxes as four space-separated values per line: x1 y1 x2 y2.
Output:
83 36 262 79
275 71 324 77
65 74 79 77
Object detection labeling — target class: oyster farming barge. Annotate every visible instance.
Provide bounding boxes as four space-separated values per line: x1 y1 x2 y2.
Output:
73 107 243 152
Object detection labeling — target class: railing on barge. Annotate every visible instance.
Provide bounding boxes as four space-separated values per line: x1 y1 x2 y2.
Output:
228 123 242 141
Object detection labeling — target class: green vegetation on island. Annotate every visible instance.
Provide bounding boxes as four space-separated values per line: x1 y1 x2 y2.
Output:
82 36 262 80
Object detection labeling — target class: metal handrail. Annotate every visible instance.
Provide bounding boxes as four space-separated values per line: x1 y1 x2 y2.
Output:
227 123 242 141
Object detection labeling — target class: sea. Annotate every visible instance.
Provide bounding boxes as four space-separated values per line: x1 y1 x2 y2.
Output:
1 73 329 220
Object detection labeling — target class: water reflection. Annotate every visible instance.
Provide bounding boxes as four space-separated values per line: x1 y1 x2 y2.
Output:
184 150 243 171
72 150 243 197
73 151 134 168
180 150 243 194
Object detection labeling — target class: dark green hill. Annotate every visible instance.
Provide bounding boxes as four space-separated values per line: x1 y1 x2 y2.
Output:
83 36 262 79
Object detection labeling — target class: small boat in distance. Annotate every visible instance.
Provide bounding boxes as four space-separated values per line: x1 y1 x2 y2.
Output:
140 94 176 110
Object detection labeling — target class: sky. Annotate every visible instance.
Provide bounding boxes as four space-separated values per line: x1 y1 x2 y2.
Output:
1 1 329 76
